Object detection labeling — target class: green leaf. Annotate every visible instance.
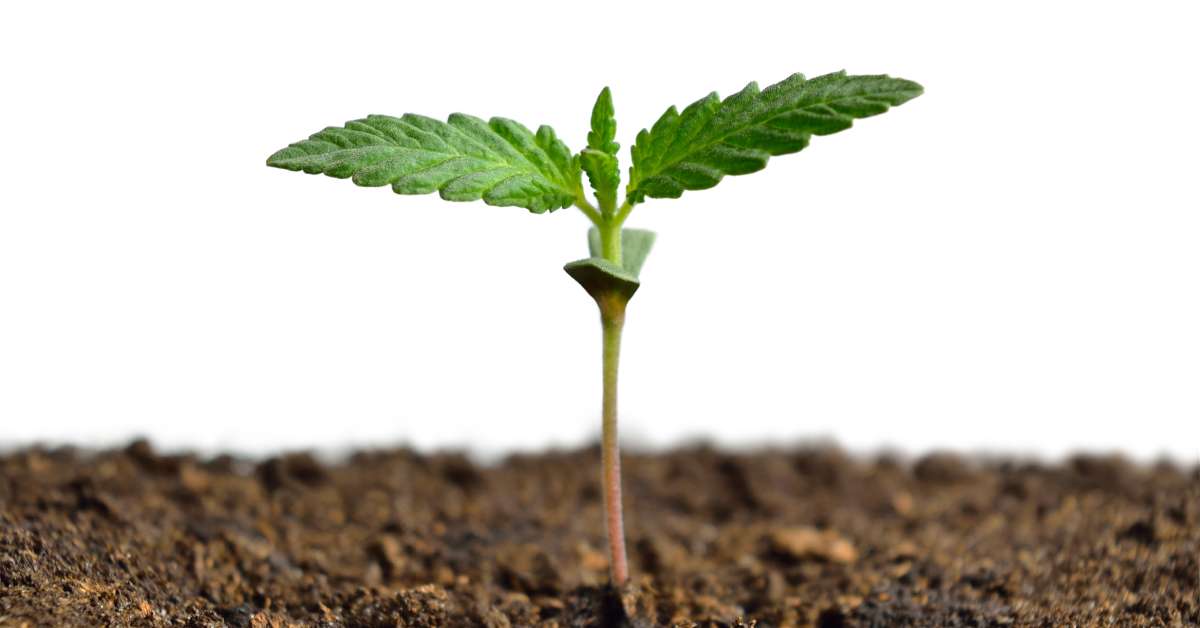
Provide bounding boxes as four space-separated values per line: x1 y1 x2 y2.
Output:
587 87 619 155
267 113 582 213
564 257 640 305
626 71 923 204
587 228 656 278
581 87 621 211
581 149 620 213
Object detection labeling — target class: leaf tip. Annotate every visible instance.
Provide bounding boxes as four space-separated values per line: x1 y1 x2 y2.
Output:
265 148 291 169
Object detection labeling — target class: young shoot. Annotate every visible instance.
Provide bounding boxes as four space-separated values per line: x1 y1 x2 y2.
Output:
266 71 923 587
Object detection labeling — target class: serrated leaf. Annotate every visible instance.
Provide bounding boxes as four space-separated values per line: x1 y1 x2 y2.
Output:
581 149 620 212
267 113 582 213
587 87 619 155
582 87 621 211
626 71 923 204
587 228 656 278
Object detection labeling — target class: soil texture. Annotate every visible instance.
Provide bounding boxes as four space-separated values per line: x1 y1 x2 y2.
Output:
1 441 1196 626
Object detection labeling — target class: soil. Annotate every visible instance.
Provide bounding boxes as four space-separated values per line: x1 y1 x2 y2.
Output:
0 441 1196 627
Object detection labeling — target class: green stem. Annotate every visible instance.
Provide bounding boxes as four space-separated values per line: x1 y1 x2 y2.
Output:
613 200 634 226
582 205 636 586
600 297 628 586
574 198 602 225
598 223 622 266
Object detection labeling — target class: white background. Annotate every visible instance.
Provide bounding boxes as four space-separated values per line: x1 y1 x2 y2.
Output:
1 1 1197 461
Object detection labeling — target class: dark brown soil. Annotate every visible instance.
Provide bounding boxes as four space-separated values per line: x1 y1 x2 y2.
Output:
1 441 1196 627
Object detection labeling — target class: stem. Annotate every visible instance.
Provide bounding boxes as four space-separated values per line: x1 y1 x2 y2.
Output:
581 204 638 587
600 298 629 586
613 200 634 225
598 223 622 266
596 209 627 266
575 197 602 225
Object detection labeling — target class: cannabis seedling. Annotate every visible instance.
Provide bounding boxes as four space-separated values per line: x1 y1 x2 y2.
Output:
267 71 922 586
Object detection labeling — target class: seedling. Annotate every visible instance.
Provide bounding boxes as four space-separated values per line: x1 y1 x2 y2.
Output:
267 71 922 586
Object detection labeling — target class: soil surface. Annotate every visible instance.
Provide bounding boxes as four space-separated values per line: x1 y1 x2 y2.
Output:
0 441 1196 627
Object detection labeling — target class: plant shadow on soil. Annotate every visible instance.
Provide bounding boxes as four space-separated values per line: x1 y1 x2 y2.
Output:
0 440 1196 627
